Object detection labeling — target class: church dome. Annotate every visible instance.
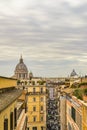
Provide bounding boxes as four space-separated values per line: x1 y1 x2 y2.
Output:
70 69 78 78
14 55 28 79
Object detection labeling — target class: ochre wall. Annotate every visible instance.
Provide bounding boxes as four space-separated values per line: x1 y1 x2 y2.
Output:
27 85 46 130
0 101 16 130
0 77 17 89
82 104 87 130
28 85 46 93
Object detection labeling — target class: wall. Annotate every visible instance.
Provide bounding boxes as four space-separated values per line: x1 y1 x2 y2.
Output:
82 103 87 130
60 95 66 130
27 85 47 130
0 101 16 130
0 76 17 89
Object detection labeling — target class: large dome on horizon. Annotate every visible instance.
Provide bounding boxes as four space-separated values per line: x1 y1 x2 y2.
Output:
70 69 78 78
14 55 28 79
15 60 28 73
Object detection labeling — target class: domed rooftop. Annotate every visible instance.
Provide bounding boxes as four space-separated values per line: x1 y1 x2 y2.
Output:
14 55 28 79
70 69 78 77
15 55 28 73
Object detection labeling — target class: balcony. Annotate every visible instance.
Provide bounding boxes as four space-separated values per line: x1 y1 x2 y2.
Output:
40 110 44 114
27 92 47 95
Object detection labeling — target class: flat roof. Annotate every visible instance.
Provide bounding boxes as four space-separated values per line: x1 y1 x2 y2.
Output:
0 89 22 112
0 76 17 80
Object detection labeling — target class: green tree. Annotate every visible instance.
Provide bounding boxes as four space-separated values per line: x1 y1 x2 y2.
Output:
17 80 20 85
25 81 27 85
73 89 83 100
84 88 87 96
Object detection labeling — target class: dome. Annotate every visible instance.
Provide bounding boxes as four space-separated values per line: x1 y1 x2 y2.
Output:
15 62 28 73
70 69 78 77
14 55 28 79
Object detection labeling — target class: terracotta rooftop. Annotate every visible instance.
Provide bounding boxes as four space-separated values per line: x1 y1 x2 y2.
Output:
0 88 22 112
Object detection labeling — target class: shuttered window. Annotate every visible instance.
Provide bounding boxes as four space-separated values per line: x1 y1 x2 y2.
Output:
10 112 13 130
33 127 37 130
41 127 44 130
14 108 17 128
40 88 43 93
41 106 43 111
33 106 36 111
4 119 8 130
71 107 76 122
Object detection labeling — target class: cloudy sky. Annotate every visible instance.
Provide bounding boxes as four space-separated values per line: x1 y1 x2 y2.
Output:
0 0 87 77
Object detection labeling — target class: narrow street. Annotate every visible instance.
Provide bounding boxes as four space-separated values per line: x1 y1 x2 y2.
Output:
47 99 60 130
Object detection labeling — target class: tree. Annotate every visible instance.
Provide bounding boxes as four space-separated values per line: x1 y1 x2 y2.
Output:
17 80 20 85
84 88 87 96
73 89 83 100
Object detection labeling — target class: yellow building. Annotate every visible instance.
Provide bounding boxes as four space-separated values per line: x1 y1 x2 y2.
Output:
66 96 82 130
27 84 47 130
66 95 87 130
82 102 87 130
0 76 27 130
0 76 17 88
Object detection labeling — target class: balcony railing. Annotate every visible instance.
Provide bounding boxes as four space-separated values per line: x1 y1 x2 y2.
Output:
27 92 47 95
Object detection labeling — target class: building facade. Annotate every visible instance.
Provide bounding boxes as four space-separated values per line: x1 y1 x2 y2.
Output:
27 84 47 130
60 95 66 130
66 96 82 130
0 76 27 130
82 102 87 130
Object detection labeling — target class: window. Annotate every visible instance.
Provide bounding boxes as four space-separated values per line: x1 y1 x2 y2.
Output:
41 116 43 121
10 112 13 130
23 74 25 78
71 107 76 122
33 106 36 111
4 118 8 130
41 126 44 130
33 97 36 102
41 106 43 111
33 88 36 93
33 116 36 122
33 127 37 130
40 88 43 93
41 97 43 102
25 102 27 113
25 117 28 129
14 108 17 128
19 74 21 78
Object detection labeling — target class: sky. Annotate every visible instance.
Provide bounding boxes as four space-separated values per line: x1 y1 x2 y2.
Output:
0 0 87 77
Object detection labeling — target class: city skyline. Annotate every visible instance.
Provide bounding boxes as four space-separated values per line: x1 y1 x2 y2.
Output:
0 0 87 77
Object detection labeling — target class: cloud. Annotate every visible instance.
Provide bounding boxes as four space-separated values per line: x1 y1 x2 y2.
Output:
0 0 87 77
